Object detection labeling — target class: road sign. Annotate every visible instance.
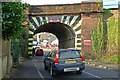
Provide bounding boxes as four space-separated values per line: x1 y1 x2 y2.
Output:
84 40 91 45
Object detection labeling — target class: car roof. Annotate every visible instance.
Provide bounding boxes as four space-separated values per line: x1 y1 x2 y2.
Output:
52 48 80 52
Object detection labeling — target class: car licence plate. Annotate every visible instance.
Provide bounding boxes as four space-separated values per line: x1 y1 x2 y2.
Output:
65 59 76 64
64 67 79 72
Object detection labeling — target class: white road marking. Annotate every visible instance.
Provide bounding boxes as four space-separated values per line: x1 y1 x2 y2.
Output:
32 59 44 80
83 71 101 78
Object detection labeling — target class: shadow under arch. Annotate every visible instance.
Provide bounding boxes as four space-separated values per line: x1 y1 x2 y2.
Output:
34 22 76 49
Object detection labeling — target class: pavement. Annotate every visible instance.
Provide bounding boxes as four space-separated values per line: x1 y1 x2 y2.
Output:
3 58 41 79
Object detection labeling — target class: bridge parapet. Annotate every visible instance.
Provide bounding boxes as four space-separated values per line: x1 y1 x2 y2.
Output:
81 2 103 13
29 2 103 16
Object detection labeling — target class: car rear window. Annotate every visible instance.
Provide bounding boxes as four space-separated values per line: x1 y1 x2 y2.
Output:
59 50 80 59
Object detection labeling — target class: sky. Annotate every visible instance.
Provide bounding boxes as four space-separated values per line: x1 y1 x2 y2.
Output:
22 0 120 9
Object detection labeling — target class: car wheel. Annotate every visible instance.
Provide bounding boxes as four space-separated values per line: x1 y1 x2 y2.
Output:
76 70 82 74
44 62 48 70
50 65 56 77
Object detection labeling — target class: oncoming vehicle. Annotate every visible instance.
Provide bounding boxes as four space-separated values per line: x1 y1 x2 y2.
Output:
43 49 85 77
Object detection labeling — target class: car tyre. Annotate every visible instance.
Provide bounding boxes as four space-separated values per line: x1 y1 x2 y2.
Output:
50 65 56 77
44 62 48 70
76 70 82 74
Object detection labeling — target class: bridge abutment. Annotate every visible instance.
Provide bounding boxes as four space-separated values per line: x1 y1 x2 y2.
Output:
81 13 103 55
80 2 103 55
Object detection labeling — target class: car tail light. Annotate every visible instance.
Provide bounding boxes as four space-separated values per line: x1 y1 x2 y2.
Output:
81 56 85 62
54 51 59 64
80 53 85 62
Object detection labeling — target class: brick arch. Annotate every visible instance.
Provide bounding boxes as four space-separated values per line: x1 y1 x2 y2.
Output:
28 15 82 55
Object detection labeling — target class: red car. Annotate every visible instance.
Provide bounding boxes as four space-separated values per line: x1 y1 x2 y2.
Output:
35 48 44 56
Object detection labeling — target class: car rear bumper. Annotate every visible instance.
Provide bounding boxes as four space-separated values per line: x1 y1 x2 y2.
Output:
52 63 85 73
35 53 43 56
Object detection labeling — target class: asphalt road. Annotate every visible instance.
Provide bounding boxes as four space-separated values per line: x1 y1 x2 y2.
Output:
6 50 119 80
32 51 119 80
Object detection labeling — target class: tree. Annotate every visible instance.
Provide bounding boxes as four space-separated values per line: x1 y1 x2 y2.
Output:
2 2 29 63
2 2 29 40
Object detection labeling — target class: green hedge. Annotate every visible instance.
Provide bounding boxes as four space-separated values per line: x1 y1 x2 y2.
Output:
11 27 28 63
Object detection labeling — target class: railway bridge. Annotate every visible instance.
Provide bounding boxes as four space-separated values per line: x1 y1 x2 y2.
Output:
27 2 103 56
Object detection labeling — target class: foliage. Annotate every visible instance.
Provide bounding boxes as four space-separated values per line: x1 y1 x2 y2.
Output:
91 18 107 58
98 55 119 64
98 1 103 8
103 9 111 14
11 27 28 62
91 30 99 54
11 38 21 62
2 2 29 62
2 2 29 40
91 10 118 64
107 17 118 53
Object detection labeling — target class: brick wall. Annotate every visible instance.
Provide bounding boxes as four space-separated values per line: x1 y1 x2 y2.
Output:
29 2 103 16
81 13 102 54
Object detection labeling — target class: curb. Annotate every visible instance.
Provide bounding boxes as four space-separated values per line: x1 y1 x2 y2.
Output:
86 62 117 71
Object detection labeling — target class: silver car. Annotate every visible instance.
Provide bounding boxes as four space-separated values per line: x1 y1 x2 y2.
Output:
44 49 85 77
